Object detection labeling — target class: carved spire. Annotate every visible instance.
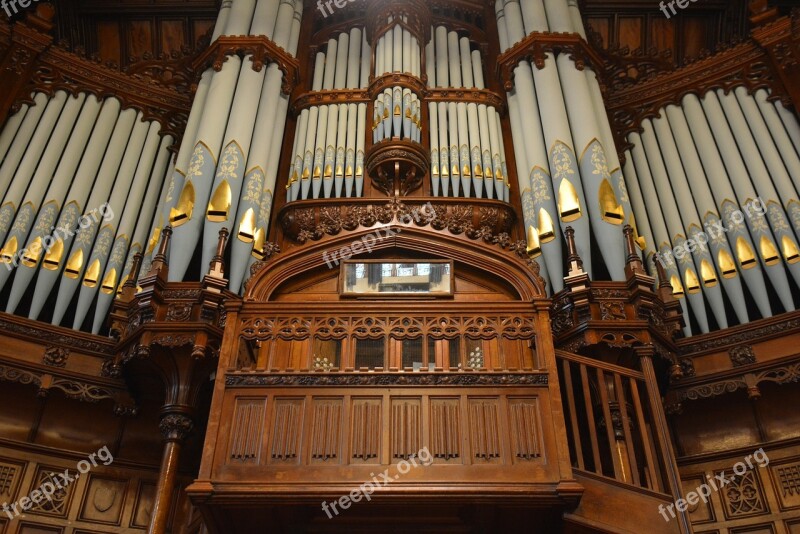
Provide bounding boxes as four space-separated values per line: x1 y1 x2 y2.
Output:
565 226 584 277
208 227 229 279
148 225 172 280
623 225 645 278
653 252 674 302
118 253 143 302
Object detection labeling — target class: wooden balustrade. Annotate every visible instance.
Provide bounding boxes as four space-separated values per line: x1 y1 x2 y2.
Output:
556 349 669 495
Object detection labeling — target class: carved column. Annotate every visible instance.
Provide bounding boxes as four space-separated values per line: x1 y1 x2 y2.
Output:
150 413 194 534
0 5 55 127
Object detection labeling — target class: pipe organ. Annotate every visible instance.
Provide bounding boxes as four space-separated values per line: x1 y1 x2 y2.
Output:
165 0 303 284
0 0 794 342
287 27 369 202
623 88 800 334
427 25 508 203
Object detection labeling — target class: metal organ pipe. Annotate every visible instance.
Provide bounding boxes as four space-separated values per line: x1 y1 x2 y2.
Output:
639 120 713 333
751 90 800 202
0 93 49 200
662 104 762 323
0 95 101 306
25 97 123 320
699 92 794 313
628 134 693 336
0 103 29 164
92 132 174 334
681 94 776 318
651 112 746 326
73 121 165 329
167 0 260 281
50 112 151 327
717 89 800 292
0 92 80 257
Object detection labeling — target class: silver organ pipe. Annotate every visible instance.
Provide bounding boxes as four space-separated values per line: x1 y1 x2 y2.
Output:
4 95 103 312
0 94 50 200
72 121 165 330
92 133 174 334
50 112 151 327
25 98 124 320
287 25 368 202
699 92 794 313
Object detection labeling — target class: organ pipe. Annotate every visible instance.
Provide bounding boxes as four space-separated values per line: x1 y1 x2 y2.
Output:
651 111 745 326
0 94 101 305
51 113 151 327
29 105 137 321
92 133 174 334
0 93 48 200
72 121 164 329
699 92 794 313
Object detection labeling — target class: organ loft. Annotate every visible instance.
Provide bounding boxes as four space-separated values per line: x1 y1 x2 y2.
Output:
0 0 799 532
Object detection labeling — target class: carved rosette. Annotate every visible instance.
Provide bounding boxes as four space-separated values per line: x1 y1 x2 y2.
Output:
159 413 194 442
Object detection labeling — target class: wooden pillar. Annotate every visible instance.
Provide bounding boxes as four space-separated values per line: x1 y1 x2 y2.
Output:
149 412 194 534
638 345 693 534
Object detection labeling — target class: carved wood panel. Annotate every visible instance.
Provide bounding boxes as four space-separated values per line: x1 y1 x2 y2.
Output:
509 398 542 462
310 399 342 463
469 399 502 463
430 398 460 463
228 398 266 465
268 399 304 464
350 399 381 463
391 398 422 460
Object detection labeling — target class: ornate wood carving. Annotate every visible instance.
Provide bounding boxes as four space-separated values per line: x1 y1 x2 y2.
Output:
392 400 422 459
351 401 381 462
497 31 605 91
424 87 506 114
365 140 430 196
431 400 460 461
270 401 302 462
469 400 501 460
191 35 301 95
310 400 342 462
278 197 515 245
292 88 370 114
226 372 548 387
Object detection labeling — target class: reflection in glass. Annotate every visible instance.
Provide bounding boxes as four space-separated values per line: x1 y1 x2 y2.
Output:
342 261 452 296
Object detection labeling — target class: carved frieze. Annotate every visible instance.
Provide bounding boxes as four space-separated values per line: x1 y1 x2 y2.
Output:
225 372 549 387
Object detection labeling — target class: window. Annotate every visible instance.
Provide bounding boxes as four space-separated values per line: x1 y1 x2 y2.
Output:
355 338 385 369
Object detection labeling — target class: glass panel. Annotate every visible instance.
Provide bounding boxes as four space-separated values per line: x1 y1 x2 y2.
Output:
342 261 452 296
401 338 424 369
449 337 461 369
355 338 385 369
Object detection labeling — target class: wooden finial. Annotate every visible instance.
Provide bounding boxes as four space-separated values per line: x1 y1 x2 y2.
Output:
565 226 584 277
623 225 645 277
208 227 229 279
147 225 172 279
